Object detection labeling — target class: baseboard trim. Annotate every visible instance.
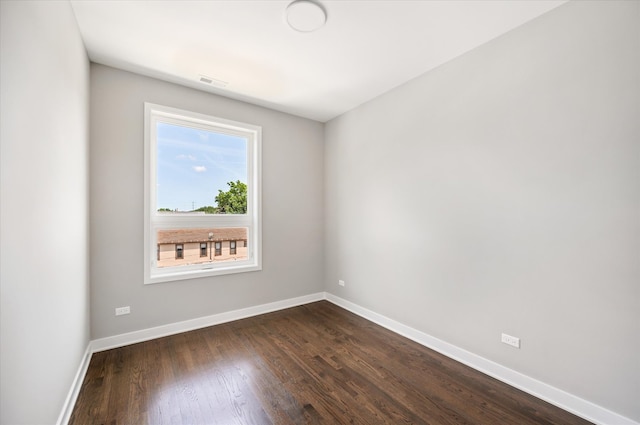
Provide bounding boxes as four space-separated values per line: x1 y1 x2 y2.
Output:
324 292 638 425
56 343 92 425
91 292 325 353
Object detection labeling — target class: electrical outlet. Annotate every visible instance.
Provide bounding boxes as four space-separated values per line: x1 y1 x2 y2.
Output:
501 333 520 348
115 306 130 316
338 280 345 287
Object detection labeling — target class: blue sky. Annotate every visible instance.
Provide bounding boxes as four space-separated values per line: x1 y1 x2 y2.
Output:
156 122 247 211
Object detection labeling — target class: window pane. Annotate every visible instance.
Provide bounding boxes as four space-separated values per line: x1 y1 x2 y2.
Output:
157 228 248 268
156 122 247 214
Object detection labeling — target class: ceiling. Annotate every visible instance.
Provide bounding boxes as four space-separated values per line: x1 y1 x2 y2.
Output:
70 0 566 122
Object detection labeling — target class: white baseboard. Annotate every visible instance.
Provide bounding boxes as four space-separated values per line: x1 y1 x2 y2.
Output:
56 343 92 425
60 291 637 425
91 292 325 352
325 292 638 425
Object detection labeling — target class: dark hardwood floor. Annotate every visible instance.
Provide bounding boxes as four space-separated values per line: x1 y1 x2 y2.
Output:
70 301 592 424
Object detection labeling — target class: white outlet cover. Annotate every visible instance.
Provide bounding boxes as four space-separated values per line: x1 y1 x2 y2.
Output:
501 333 520 348
115 306 131 316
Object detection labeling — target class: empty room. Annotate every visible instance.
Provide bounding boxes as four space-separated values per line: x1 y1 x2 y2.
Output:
1 0 638 424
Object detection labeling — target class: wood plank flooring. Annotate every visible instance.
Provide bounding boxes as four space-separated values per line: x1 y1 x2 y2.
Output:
70 301 593 424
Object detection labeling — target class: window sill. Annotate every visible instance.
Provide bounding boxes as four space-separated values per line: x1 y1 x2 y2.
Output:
145 262 261 285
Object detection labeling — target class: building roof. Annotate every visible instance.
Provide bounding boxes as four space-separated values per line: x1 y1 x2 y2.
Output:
158 228 247 244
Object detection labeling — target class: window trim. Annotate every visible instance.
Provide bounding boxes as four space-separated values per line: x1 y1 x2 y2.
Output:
144 103 262 284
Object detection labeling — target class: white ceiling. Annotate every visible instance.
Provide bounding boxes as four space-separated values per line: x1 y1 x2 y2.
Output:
70 0 566 122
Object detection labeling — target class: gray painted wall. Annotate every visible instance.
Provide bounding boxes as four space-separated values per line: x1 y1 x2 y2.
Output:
325 1 639 421
0 2 91 424
90 65 324 339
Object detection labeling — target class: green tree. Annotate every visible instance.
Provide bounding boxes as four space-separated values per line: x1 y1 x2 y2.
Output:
215 180 247 214
194 205 217 214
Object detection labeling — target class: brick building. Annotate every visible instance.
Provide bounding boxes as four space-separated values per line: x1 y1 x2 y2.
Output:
157 227 248 268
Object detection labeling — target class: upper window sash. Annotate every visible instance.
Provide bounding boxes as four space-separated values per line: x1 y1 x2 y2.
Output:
147 107 259 221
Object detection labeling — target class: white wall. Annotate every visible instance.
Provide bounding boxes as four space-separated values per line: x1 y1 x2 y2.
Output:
90 65 324 339
0 2 90 424
325 1 639 421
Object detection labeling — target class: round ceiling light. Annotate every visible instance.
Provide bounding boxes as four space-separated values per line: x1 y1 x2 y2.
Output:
286 0 326 33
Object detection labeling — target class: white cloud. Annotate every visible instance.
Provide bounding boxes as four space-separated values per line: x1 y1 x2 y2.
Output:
177 154 196 160
193 165 207 173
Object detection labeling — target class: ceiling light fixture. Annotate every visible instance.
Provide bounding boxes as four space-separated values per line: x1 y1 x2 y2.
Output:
285 0 326 33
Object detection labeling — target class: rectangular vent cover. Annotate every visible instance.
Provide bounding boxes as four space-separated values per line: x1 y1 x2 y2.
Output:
199 75 228 88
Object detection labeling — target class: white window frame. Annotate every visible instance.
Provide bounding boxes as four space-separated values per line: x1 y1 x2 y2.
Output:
144 103 262 284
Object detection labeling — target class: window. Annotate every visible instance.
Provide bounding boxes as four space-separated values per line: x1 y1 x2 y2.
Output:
145 103 261 284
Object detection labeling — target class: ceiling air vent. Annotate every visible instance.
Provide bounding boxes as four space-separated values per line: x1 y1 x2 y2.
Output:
198 75 228 88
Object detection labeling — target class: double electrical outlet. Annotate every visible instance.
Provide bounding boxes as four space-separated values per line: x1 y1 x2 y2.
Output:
501 333 520 348
115 306 130 316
